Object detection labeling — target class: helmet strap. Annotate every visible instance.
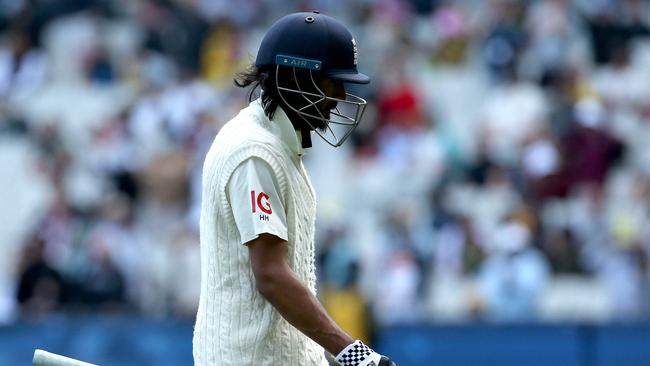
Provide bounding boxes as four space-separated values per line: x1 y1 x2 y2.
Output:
300 128 312 148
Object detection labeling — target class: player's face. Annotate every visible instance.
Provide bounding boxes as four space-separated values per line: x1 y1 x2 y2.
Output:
316 77 346 119
277 67 347 131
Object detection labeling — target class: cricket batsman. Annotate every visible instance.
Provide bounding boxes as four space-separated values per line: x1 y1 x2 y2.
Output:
193 11 397 366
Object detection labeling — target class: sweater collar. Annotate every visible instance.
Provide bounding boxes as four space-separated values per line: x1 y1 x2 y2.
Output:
252 99 304 157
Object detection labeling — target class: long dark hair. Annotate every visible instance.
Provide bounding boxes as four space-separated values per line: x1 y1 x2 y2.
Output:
234 64 280 119
234 63 327 133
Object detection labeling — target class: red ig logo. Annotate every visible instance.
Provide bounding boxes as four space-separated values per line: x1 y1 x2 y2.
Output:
251 190 272 214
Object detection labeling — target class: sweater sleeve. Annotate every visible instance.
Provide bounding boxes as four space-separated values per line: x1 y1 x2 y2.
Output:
227 157 289 245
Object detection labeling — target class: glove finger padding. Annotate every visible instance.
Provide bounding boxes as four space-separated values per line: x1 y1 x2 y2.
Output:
378 356 396 366
358 353 381 366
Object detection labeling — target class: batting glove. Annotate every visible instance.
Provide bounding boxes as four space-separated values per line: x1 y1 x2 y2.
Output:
335 340 396 366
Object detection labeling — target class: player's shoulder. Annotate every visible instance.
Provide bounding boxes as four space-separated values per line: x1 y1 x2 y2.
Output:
217 110 283 152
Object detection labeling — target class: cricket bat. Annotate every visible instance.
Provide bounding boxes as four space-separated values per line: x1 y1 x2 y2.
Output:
33 349 98 366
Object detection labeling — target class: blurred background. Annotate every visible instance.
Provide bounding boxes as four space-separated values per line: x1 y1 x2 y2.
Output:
1 0 650 365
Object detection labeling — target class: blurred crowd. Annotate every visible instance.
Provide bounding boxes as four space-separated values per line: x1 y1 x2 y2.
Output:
1 0 650 334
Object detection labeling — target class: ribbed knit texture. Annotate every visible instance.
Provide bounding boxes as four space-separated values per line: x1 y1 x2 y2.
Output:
193 102 326 366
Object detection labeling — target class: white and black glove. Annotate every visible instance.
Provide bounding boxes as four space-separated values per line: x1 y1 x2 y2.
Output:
335 340 396 366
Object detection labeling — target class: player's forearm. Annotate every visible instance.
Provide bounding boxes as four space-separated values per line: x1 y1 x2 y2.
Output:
255 266 353 355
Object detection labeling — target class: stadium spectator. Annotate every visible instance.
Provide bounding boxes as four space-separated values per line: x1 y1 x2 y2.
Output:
476 219 551 322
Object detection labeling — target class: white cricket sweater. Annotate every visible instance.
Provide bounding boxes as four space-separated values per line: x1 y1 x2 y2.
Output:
193 100 327 366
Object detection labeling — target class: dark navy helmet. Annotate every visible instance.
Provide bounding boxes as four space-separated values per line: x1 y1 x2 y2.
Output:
254 11 370 147
255 11 370 84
